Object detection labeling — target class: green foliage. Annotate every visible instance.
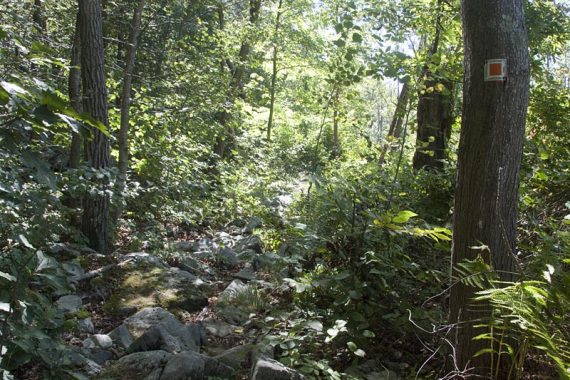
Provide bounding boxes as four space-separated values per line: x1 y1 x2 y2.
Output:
274 158 451 374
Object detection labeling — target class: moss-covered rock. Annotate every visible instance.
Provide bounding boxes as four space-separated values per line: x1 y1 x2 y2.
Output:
101 255 209 317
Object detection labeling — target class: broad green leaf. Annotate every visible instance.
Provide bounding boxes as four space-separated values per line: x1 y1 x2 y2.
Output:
0 81 29 98
352 33 363 43
333 39 346 48
306 320 323 332
21 150 57 190
354 349 365 357
392 210 418 223
347 341 357 351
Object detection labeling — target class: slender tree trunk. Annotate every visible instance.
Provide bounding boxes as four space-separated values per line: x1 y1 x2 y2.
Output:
267 0 283 142
214 0 262 158
115 0 144 222
388 82 409 140
379 81 409 164
412 0 455 170
449 0 530 376
32 0 47 38
332 108 339 159
78 0 111 254
69 11 82 169
331 89 340 159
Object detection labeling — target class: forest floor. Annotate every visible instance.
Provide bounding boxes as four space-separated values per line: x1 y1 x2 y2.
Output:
19 183 402 379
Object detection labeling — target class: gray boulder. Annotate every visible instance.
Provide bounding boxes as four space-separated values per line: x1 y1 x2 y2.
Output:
234 236 263 254
160 351 234 380
81 347 113 365
127 322 203 354
218 247 239 268
234 264 257 282
83 334 113 349
107 350 172 380
176 256 214 278
215 345 252 370
121 252 169 268
109 307 204 354
201 318 237 338
251 357 305 380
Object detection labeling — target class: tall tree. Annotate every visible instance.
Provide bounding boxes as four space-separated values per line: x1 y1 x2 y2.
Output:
78 0 111 253
449 0 530 376
116 0 145 220
379 81 409 165
412 0 454 170
266 0 284 142
214 0 262 158
68 11 82 169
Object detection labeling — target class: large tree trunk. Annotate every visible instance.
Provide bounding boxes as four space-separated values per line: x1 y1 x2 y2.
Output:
69 11 82 169
449 0 530 376
115 0 145 221
266 0 283 142
78 0 111 254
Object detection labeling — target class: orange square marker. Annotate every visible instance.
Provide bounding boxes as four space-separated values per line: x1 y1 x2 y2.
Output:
485 59 507 82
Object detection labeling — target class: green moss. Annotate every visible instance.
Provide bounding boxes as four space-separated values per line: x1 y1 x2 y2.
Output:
66 308 90 319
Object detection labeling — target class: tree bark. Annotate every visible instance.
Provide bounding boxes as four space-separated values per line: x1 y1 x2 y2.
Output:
69 11 82 169
266 0 283 142
115 0 145 222
78 0 111 254
449 0 530 376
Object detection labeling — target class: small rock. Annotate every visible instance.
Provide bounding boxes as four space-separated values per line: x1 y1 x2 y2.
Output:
251 357 305 380
161 351 234 380
191 238 218 253
221 279 248 298
93 334 113 349
56 295 83 313
175 241 194 251
82 348 113 365
78 317 95 333
121 252 168 268
202 318 237 338
234 264 257 282
160 351 204 380
218 247 239 268
109 324 134 349
234 235 263 254
215 345 252 370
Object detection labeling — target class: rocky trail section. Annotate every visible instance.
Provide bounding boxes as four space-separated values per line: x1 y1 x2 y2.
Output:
50 219 307 380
